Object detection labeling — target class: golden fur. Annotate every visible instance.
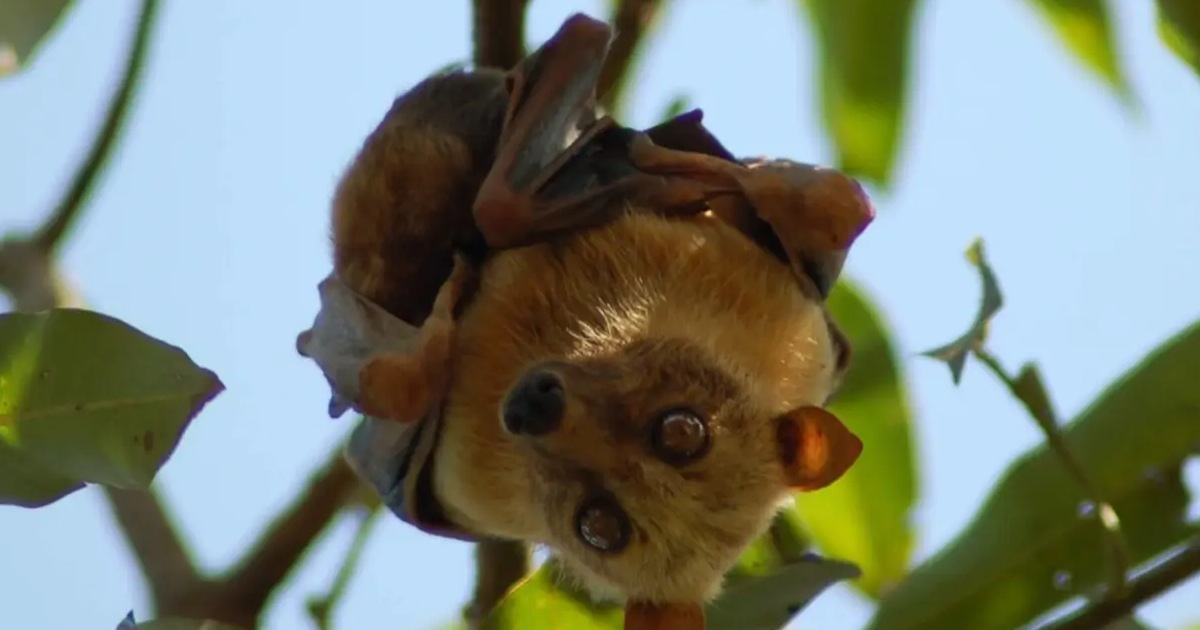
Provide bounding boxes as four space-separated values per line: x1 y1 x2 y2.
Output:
434 210 842 603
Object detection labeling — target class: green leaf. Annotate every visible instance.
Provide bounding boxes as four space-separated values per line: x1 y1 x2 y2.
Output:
1021 0 1135 105
658 94 691 123
482 553 859 630
706 554 860 630
1157 0 1200 77
0 308 223 508
797 0 920 187
921 238 1004 384
0 0 74 77
481 561 622 630
792 279 917 598
866 319 1200 630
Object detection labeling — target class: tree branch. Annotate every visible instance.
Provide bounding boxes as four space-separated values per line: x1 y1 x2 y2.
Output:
471 0 529 69
306 506 383 630
465 540 531 626
1041 538 1200 630
218 448 361 618
35 0 161 253
104 487 203 608
598 0 666 116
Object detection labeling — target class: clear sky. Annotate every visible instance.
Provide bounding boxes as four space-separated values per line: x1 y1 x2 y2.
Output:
2 1 1198 629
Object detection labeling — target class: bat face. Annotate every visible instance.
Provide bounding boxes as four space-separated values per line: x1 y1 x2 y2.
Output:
441 213 863 604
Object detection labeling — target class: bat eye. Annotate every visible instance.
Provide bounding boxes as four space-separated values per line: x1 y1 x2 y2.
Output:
650 408 710 466
575 497 630 554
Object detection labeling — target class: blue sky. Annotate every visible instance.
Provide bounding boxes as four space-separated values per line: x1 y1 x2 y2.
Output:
2 1 1198 629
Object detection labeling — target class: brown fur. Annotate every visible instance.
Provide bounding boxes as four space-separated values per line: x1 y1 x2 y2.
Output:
327 53 860 609
433 212 846 603
331 69 507 325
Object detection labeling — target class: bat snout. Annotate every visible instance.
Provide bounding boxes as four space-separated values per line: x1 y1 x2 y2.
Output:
502 369 566 436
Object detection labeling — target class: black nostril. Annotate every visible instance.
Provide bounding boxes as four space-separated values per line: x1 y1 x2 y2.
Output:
502 369 565 436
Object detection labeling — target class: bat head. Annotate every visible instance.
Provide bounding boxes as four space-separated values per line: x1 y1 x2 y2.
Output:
473 214 864 604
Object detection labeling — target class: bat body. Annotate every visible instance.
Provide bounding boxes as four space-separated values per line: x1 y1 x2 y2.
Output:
298 12 873 625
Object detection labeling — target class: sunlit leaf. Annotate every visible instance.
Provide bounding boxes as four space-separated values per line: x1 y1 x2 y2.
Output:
796 0 920 186
921 238 1003 384
481 561 622 630
1021 0 1135 106
1157 0 1200 77
0 0 74 76
793 279 917 598
483 554 859 630
0 308 223 508
867 319 1200 630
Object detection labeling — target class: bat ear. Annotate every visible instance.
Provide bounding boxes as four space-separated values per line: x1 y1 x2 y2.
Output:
774 406 862 491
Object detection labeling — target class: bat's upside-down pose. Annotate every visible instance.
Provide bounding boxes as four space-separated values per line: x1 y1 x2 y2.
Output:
296 12 874 629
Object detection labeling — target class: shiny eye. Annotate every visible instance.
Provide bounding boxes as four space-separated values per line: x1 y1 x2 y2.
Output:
650 408 710 466
575 497 630 553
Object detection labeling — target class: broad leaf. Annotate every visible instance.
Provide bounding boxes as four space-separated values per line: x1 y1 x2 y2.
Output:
481 561 622 630
706 554 860 630
796 0 920 186
483 554 859 630
0 308 223 507
0 0 74 77
1020 0 1134 105
921 238 1003 384
867 319 1200 630
1157 0 1200 77
793 279 918 598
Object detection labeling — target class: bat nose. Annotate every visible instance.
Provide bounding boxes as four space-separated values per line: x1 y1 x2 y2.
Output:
503 369 565 436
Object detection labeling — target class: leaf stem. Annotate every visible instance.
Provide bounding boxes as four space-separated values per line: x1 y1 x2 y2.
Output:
34 0 161 253
1040 538 1200 630
306 506 383 630
972 347 1131 599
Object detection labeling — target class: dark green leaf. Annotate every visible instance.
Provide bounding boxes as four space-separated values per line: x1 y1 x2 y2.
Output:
707 554 860 630
1021 0 1135 105
0 0 74 76
921 238 1004 384
0 308 223 508
1101 618 1156 630
796 0 920 186
793 279 918 598
1157 0 1200 77
867 319 1200 630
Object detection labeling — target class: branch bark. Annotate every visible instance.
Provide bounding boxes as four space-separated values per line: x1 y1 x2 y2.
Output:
598 0 666 116
471 0 529 69
1041 538 1200 630
217 448 361 619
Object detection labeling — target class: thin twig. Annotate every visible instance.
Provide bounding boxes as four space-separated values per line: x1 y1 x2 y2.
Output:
306 506 383 630
598 0 666 116
1040 539 1200 630
220 448 362 618
972 348 1131 598
34 0 161 253
471 0 529 69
